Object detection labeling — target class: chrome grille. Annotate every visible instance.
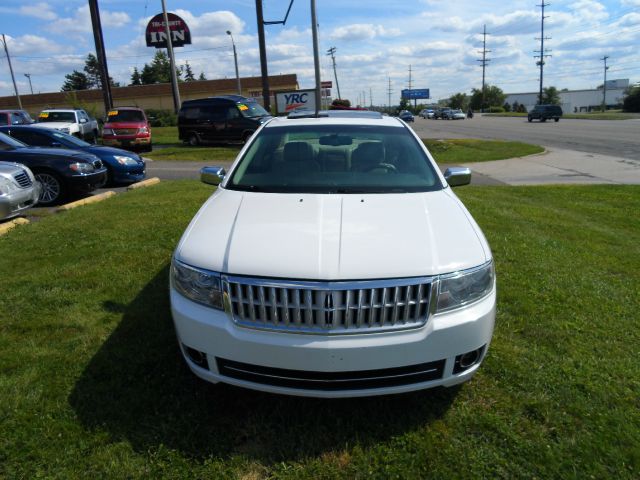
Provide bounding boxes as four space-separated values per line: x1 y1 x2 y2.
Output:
223 276 434 334
13 170 32 188
113 128 137 135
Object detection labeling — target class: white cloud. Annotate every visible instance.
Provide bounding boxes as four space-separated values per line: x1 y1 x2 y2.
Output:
19 3 57 21
47 5 130 34
569 0 609 23
329 24 401 42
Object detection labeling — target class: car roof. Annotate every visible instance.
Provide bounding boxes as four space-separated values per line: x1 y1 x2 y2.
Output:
110 106 145 111
268 113 403 128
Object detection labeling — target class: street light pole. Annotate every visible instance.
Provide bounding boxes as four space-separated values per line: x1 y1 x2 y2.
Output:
601 56 610 112
24 73 33 94
226 31 242 95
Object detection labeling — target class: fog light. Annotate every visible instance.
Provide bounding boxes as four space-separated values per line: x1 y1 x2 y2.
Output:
184 345 209 370
453 345 485 374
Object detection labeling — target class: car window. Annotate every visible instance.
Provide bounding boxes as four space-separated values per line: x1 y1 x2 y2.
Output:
226 107 240 120
227 124 443 194
182 107 200 120
10 130 50 146
238 101 269 118
38 111 76 123
0 131 26 148
0 114 8 126
201 105 226 121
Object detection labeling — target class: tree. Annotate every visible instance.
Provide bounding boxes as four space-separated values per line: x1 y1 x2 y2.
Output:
130 67 142 86
512 100 520 112
83 53 118 88
61 70 89 91
183 62 196 82
503 102 512 112
542 86 561 105
140 51 181 84
398 97 410 111
198 71 207 81
449 92 468 110
469 85 506 111
623 86 640 112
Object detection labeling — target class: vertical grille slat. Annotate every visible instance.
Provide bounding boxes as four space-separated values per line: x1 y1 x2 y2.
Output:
224 276 433 334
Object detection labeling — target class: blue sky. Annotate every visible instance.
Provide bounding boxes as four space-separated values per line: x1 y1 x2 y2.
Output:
0 0 639 105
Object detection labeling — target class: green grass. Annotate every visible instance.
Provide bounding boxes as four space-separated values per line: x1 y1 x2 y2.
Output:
147 145 241 162
1 183 639 478
424 139 544 163
151 126 180 145
485 111 640 120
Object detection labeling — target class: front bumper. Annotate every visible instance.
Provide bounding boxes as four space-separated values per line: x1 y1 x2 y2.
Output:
0 182 41 220
67 168 108 193
170 287 496 398
102 136 151 148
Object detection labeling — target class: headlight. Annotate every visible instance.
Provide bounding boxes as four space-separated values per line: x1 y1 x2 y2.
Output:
436 261 494 313
171 258 223 310
59 127 70 134
69 162 95 174
0 176 18 195
114 155 138 166
138 127 149 134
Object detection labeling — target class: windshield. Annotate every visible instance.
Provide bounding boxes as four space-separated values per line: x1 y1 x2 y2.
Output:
106 109 145 122
226 124 443 194
0 131 27 148
50 130 91 147
38 111 75 123
238 101 269 118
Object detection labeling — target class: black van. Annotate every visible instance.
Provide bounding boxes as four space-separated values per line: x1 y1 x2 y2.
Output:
527 104 563 122
178 95 271 145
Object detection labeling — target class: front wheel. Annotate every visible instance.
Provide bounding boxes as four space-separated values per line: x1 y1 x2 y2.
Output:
528 117 532 122
188 133 200 146
554 118 559 122
34 171 64 206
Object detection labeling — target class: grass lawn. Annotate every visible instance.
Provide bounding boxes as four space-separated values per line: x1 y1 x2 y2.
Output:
424 139 544 163
149 127 541 164
1 182 638 478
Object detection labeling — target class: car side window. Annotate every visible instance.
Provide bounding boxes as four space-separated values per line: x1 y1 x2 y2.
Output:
0 115 8 126
201 105 225 122
10 131 49 146
183 107 200 120
11 113 23 124
226 107 240 120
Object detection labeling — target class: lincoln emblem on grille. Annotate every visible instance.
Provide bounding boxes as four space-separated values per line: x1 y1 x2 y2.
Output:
323 292 336 326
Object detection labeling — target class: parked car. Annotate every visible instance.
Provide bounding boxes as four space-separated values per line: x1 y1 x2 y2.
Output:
170 110 496 398
0 161 40 220
419 109 434 119
398 110 415 122
0 132 106 206
528 104 563 122
36 108 99 142
451 109 466 120
178 95 272 146
0 110 34 126
101 106 152 152
433 107 453 119
1 125 145 185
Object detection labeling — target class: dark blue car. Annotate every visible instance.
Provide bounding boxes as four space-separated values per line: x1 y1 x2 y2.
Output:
0 125 145 185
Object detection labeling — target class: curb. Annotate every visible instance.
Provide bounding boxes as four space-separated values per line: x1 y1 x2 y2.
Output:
57 191 116 211
0 217 30 236
127 177 161 190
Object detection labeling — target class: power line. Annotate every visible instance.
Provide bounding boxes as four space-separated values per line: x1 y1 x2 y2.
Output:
477 24 491 112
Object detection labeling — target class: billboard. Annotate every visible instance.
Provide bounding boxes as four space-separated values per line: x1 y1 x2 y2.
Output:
402 89 430 100
146 13 191 48
275 89 317 115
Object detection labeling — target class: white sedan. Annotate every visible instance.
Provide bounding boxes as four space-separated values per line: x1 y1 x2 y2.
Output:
452 109 466 120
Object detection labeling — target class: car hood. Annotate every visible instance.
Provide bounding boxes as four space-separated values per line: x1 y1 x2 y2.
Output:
82 145 142 160
17 146 99 162
176 188 490 280
36 122 74 129
104 121 146 129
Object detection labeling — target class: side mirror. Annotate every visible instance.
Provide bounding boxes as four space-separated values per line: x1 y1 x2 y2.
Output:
201 166 226 186
79 118 87 124
444 167 472 187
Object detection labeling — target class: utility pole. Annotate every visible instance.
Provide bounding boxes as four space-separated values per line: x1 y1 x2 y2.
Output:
160 0 181 113
370 87 373 108
476 24 491 112
601 56 610 111
311 0 321 115
408 64 416 108
24 73 33 95
255 0 270 110
326 47 341 99
2 34 22 109
226 31 241 95
88 0 112 113
387 76 393 114
534 2 552 105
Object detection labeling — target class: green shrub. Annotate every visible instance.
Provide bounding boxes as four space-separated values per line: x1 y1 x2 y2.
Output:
488 106 505 113
145 108 177 127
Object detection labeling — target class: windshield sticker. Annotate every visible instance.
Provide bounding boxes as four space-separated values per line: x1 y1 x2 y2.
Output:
39 112 49 118
238 104 249 111
108 110 118 116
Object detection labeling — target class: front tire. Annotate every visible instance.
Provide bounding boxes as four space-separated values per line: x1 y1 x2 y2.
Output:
34 171 64 206
188 133 200 146
554 118 559 122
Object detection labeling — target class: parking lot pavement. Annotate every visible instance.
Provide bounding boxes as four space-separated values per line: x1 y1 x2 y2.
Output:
462 147 640 185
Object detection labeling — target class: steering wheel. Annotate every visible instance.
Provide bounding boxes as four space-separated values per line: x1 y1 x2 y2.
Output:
364 162 397 173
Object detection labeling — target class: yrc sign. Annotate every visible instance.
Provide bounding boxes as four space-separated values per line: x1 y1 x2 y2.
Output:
146 13 192 48
275 89 317 114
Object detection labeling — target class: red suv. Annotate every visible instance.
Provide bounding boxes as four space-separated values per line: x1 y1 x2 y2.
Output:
101 107 152 152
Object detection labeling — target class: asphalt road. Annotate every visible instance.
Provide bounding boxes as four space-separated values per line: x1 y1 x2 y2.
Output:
411 115 640 160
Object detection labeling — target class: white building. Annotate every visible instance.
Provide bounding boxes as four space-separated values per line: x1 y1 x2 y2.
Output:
505 79 630 113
